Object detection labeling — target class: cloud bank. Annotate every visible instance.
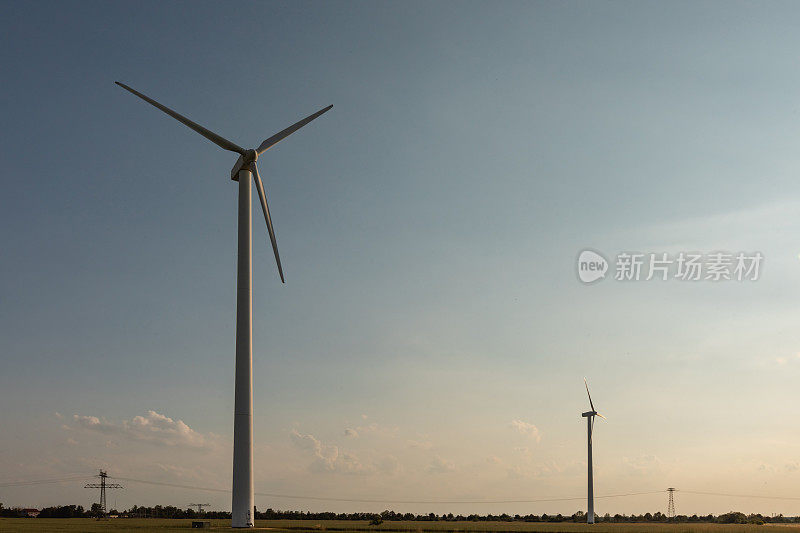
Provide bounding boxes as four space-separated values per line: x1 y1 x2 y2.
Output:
290 429 400 475
510 419 541 442
70 410 215 450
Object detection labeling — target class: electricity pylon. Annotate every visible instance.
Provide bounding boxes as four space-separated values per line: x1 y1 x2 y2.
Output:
667 488 676 518
189 503 211 513
84 470 123 518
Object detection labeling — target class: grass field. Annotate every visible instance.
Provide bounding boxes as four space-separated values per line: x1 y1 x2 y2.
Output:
2 519 800 533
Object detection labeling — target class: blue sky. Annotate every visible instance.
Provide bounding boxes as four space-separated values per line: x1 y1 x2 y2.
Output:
3 0 800 516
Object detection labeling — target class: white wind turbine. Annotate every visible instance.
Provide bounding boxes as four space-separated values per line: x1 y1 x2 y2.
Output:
582 378 605 524
116 81 331 528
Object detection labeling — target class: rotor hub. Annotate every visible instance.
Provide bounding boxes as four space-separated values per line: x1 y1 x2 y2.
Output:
244 149 258 163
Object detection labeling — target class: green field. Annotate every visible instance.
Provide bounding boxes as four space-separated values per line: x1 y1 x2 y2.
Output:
1 519 799 533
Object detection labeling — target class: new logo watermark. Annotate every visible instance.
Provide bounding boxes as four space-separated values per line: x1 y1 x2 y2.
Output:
576 250 763 284
577 250 609 283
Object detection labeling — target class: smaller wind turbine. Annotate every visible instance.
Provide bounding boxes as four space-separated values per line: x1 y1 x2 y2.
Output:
582 378 605 524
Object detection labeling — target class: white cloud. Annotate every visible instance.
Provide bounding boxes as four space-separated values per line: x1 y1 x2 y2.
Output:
127 411 210 448
407 439 433 449
69 411 214 450
342 422 397 439
632 199 800 252
73 415 115 434
507 465 525 479
290 429 327 455
756 462 779 474
506 459 581 479
377 455 401 475
622 454 663 476
426 455 456 474
775 352 800 365
510 419 541 442
289 429 373 475
353 422 399 436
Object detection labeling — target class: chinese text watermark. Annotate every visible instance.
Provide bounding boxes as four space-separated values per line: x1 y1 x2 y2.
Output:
577 250 762 284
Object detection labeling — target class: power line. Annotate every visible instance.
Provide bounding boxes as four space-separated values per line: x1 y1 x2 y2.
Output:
111 476 663 504
101 478 800 505
0 473 90 483
0 475 91 488
6 474 800 507
254 490 666 505
680 490 800 501
112 477 228 494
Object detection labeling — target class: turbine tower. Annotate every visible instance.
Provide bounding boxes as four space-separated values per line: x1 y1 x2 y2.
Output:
582 378 605 524
115 81 331 528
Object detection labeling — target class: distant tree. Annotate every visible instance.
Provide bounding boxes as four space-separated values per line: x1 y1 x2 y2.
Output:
89 503 104 518
717 512 747 524
38 505 86 518
0 504 20 518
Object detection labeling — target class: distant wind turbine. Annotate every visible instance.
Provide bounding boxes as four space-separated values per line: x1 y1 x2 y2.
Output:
582 378 605 524
115 81 332 528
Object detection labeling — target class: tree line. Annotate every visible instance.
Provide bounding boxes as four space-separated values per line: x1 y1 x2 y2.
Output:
0 502 795 524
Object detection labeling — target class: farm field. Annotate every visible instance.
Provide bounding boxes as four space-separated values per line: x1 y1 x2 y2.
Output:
1 519 799 533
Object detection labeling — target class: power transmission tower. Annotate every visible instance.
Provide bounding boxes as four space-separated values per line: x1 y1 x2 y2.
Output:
84 470 123 518
189 503 211 513
667 488 676 518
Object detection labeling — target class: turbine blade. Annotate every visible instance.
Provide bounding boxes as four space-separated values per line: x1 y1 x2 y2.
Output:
256 105 333 155
596 413 606 420
584 377 596 412
251 162 285 283
115 82 245 155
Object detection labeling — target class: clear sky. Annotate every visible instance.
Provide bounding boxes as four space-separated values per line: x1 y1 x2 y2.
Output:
2 0 800 518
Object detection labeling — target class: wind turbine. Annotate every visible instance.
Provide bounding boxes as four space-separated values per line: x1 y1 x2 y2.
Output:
115 81 332 528
582 378 605 524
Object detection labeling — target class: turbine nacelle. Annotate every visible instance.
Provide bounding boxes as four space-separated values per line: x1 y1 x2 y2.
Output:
230 149 258 181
